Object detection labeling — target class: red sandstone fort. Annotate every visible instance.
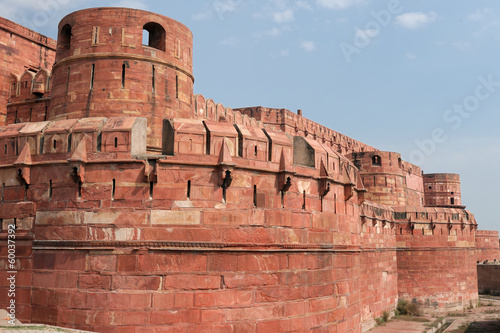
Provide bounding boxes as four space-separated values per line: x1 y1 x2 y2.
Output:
0 7 499 333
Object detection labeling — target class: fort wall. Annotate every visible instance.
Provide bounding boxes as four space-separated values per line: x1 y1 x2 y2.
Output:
476 230 500 262
0 7 498 333
0 17 56 126
477 264 500 295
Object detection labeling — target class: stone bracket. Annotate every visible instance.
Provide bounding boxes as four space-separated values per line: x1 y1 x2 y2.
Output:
278 172 294 193
219 168 233 189
344 184 354 201
70 164 85 184
16 167 30 186
144 160 157 183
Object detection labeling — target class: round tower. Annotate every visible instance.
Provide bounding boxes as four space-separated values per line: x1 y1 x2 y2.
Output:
423 173 464 208
48 7 194 151
350 151 407 207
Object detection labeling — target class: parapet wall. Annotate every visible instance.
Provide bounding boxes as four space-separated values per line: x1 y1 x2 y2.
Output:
477 264 500 295
0 17 55 126
234 106 378 156
476 230 500 262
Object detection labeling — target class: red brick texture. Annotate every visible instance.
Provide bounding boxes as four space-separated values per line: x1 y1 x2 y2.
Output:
0 6 498 333
477 264 500 294
476 230 500 262
0 17 55 126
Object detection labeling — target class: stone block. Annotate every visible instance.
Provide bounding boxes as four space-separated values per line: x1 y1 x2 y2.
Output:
150 210 200 225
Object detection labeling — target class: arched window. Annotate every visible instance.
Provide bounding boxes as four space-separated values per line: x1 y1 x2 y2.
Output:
372 155 381 166
60 24 72 50
143 22 166 51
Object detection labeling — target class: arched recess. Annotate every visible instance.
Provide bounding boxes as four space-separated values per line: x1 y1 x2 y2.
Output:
33 70 49 95
372 155 382 166
59 24 72 50
19 71 35 96
143 22 166 51
10 74 19 97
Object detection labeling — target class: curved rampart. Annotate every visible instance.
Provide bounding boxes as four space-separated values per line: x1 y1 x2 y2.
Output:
0 116 364 332
423 173 463 208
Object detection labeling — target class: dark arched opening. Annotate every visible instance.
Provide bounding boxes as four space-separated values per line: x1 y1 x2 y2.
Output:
143 22 166 51
60 24 72 50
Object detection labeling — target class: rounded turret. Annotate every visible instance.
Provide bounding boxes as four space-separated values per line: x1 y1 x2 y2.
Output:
423 173 464 208
48 8 194 151
350 151 407 207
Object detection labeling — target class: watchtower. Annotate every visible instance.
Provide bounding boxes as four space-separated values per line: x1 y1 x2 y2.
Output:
47 8 194 151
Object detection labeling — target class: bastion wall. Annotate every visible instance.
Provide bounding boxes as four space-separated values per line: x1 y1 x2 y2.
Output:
0 7 498 333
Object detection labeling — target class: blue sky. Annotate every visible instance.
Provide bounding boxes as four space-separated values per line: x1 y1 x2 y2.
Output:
2 0 500 233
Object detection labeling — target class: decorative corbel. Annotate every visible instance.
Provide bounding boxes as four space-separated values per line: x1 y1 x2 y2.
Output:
70 165 84 184
430 216 436 231
319 159 333 197
371 211 378 227
409 221 415 232
277 148 295 193
14 142 32 186
355 173 367 205
217 138 236 189
143 160 157 184
68 138 88 184
342 162 355 201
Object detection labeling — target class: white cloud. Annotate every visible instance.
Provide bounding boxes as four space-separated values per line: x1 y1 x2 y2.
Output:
0 0 87 34
300 40 316 52
395 11 437 30
467 8 493 21
214 0 240 14
295 1 313 11
405 53 416 60
256 27 282 38
273 9 294 23
355 28 379 39
192 11 212 21
219 36 239 46
316 0 364 10
111 0 149 10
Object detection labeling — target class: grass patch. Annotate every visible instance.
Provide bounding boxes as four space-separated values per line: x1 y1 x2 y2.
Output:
0 326 49 330
425 317 444 329
449 323 469 333
397 298 422 317
395 315 430 322
447 312 465 317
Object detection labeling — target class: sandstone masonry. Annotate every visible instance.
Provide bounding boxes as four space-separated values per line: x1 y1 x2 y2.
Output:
0 7 499 333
